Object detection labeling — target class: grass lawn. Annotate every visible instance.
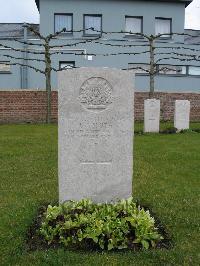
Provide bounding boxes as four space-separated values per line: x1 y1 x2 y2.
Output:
134 121 200 132
0 123 200 266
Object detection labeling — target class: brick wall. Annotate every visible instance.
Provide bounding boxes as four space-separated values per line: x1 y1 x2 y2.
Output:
135 92 200 121
0 91 199 123
0 91 57 123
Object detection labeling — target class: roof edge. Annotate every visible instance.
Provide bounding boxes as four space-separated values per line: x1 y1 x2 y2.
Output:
34 0 192 11
35 0 39 11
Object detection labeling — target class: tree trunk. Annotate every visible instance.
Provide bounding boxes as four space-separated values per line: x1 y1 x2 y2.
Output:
46 68 51 124
149 37 155 98
45 42 52 124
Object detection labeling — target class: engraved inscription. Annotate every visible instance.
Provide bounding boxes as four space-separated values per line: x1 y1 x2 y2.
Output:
149 101 158 120
148 100 159 121
178 103 189 121
65 119 113 138
149 108 158 120
79 77 113 111
78 140 112 165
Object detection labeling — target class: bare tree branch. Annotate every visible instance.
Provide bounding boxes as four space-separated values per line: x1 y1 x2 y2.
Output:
0 43 45 54
0 38 43 46
50 50 150 56
124 66 150 73
1 54 45 62
24 25 45 41
49 36 102 49
4 62 45 74
156 56 200 63
155 51 200 59
155 46 200 53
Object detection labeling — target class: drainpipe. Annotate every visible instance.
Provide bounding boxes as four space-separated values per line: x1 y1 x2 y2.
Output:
21 23 28 89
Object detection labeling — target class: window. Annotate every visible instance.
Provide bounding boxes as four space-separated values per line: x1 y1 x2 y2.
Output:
125 16 143 35
128 63 149 73
155 18 171 38
158 65 186 75
188 66 200 75
0 62 11 73
177 66 187 75
59 61 75 70
84 15 102 36
54 14 73 33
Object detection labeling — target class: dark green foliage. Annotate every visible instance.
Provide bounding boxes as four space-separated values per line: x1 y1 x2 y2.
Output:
193 128 200 133
40 198 162 251
179 129 197 134
159 127 177 134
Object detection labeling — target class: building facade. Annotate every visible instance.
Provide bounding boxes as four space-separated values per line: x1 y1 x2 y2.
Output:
0 0 200 92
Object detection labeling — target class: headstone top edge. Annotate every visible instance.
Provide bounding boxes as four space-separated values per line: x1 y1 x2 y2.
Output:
145 98 160 102
175 100 190 103
59 67 131 74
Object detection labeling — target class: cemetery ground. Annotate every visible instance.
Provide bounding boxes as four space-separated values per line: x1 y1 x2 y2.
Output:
0 123 200 266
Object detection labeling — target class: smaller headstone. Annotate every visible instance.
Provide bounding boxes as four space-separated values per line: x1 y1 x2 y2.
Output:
174 100 190 130
144 99 160 133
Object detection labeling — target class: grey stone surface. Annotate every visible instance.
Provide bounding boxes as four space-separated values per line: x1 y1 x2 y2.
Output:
58 68 134 203
174 100 190 130
144 99 160 133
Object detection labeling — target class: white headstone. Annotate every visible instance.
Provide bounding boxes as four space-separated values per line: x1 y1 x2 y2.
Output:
58 68 134 203
144 99 160 133
174 100 190 130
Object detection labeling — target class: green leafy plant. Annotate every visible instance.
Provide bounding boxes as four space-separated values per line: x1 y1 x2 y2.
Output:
40 198 163 251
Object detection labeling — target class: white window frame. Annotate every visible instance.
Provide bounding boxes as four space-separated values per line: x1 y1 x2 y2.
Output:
125 16 143 36
83 14 102 36
188 66 200 76
155 17 172 38
0 62 11 73
59 61 75 70
158 65 187 75
54 13 73 34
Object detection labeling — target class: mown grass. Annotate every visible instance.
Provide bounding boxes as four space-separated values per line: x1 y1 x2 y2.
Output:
0 123 200 266
134 121 200 132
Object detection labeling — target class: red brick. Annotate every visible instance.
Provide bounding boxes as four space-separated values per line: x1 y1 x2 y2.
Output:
0 91 199 123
